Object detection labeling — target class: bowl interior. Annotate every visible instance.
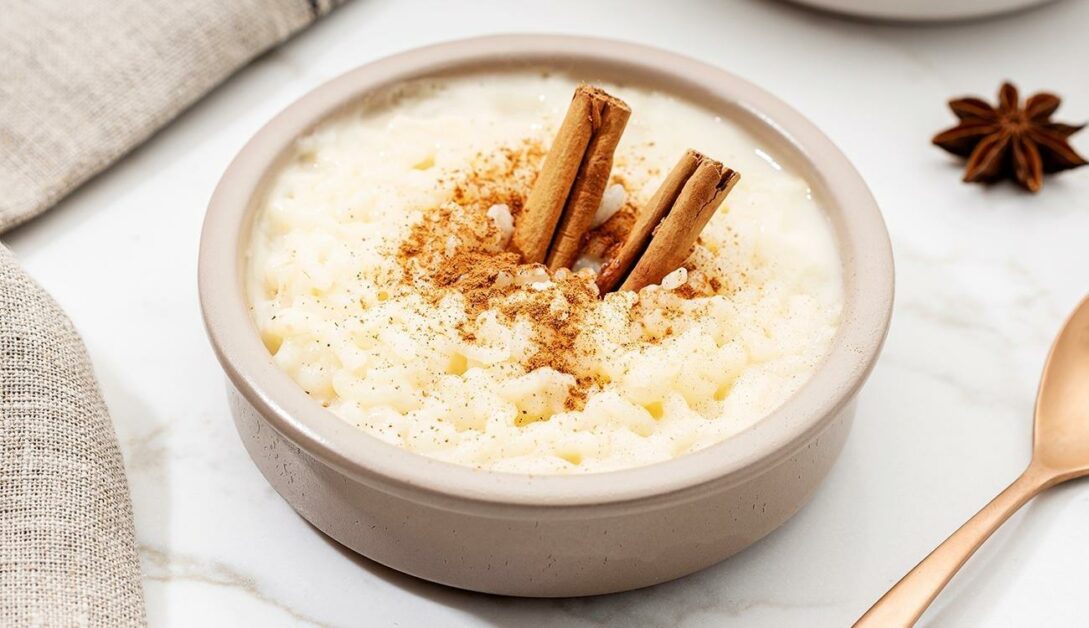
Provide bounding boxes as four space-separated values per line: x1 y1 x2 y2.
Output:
199 35 893 511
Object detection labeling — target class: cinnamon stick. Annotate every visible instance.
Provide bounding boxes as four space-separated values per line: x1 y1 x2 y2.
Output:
511 85 630 265
546 92 630 270
596 150 739 293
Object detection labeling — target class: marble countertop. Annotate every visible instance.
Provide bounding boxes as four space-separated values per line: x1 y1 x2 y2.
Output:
7 0 1089 625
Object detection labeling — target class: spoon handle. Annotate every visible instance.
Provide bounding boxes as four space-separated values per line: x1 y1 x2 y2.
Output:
855 464 1053 627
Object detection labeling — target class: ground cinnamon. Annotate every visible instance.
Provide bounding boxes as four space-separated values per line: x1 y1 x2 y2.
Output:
396 144 605 409
395 111 739 408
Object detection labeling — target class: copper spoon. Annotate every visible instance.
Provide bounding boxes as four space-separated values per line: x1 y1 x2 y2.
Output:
856 295 1089 627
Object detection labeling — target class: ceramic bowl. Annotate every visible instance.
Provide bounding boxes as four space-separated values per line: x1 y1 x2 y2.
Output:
198 35 893 597
787 0 1054 21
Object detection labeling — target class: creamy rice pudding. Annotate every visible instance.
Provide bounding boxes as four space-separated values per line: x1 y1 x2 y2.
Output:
246 72 842 473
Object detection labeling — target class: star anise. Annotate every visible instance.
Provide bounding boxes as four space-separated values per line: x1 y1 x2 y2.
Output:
933 82 1087 192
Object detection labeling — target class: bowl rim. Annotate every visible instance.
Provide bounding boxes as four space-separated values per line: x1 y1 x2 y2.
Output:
199 34 893 511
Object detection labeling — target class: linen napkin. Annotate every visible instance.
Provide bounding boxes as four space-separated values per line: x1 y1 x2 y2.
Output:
0 0 342 623
0 247 144 625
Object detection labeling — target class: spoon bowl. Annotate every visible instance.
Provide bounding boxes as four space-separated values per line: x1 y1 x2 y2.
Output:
1034 296 1089 476
858 295 1089 626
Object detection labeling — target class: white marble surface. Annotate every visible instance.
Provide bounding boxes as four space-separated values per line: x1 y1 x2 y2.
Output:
6 0 1089 625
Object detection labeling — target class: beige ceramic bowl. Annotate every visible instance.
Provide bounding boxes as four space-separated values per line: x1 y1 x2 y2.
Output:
787 0 1054 21
199 35 893 597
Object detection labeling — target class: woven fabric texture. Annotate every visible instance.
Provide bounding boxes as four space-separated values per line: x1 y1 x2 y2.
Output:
0 245 144 624
0 0 341 233
1 0 342 623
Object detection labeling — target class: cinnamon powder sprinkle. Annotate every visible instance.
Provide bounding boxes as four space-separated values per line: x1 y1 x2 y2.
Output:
396 140 724 409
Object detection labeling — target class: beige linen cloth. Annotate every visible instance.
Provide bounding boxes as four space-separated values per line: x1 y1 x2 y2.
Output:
0 0 342 624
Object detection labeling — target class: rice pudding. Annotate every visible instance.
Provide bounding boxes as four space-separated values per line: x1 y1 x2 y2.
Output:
246 72 843 474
